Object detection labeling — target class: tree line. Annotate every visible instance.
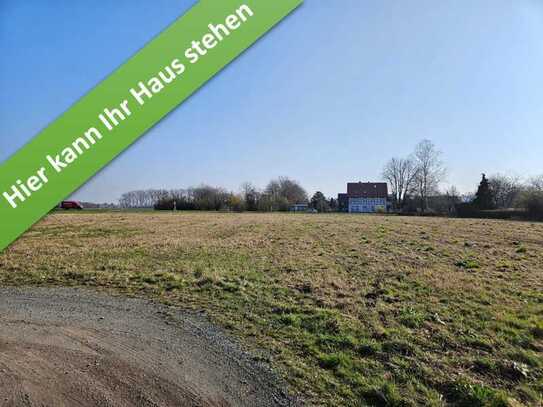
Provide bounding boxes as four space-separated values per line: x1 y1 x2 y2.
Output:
117 139 542 220
461 173 543 220
119 177 311 212
382 139 543 219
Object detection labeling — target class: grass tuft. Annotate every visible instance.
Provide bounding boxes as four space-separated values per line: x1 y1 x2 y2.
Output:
455 258 480 269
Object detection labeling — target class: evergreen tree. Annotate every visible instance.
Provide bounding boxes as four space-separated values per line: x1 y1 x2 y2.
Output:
473 174 495 210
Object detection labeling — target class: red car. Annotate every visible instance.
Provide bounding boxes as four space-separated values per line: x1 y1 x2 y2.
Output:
60 201 83 210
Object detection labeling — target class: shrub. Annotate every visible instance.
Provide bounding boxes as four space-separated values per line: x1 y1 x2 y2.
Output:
154 198 175 210
521 191 543 220
455 203 527 220
227 195 245 212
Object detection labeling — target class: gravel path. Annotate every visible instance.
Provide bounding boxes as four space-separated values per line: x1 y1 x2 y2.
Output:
0 288 298 407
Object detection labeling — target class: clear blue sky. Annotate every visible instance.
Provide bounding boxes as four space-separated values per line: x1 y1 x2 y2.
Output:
1 0 542 202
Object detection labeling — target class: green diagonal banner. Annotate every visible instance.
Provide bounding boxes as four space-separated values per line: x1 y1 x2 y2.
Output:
0 0 302 251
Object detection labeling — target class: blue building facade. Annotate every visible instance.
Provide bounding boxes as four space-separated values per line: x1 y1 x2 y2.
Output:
338 182 389 213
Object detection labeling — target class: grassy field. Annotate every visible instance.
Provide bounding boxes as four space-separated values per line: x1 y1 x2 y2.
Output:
1 212 542 406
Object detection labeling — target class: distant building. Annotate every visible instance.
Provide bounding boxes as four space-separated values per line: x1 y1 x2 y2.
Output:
290 203 309 212
338 182 388 213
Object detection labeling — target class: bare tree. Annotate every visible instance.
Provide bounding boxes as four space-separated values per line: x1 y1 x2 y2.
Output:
119 191 138 208
445 186 461 214
518 175 543 219
414 140 446 212
488 174 522 209
529 175 543 191
192 185 230 211
240 182 259 211
120 189 181 208
265 177 307 211
382 157 418 210
277 177 308 204
118 178 309 212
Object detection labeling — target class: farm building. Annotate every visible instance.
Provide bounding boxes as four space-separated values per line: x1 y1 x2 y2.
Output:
338 182 388 213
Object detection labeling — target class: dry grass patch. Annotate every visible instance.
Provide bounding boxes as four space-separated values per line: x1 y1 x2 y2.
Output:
1 212 542 406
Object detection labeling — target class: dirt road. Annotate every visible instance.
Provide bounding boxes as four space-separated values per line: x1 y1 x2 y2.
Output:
0 288 297 407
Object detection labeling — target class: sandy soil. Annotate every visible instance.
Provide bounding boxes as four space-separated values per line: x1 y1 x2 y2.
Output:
0 288 297 407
